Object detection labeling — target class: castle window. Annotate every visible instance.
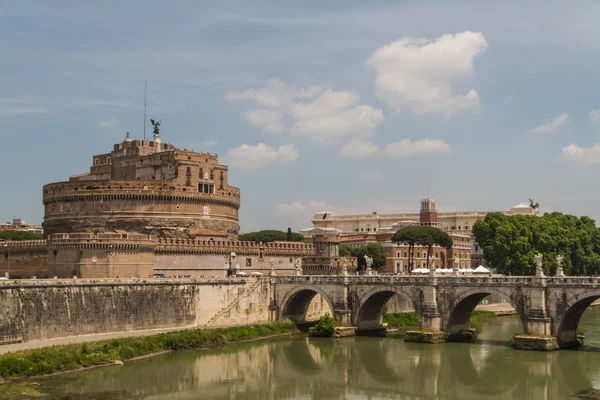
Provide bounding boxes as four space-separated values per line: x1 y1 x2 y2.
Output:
106 157 111 164
186 167 191 176
396 252 400 258
198 183 215 194
168 164 172 170
199 168 203 178
210 170 214 180
94 158 99 166
220 171 223 180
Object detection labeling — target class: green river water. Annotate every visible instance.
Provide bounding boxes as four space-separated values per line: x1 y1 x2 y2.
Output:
7 307 600 399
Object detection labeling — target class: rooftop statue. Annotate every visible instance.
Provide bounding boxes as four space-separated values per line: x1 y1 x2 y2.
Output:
150 119 161 136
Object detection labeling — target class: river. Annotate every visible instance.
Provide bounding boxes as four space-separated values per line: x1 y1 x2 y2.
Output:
9 306 600 399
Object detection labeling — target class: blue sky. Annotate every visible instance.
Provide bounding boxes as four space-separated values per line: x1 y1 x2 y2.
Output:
2 0 600 232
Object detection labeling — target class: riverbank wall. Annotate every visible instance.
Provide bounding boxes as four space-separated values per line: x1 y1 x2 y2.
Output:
0 278 281 344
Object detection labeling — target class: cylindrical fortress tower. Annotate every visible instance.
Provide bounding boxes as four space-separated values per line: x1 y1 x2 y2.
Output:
42 135 240 239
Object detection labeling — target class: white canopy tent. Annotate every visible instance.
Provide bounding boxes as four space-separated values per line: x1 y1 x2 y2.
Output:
473 265 490 274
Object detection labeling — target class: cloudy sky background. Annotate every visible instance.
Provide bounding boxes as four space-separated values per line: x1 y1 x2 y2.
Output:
2 0 600 232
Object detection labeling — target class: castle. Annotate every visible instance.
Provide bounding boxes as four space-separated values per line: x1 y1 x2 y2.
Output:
1 129 354 279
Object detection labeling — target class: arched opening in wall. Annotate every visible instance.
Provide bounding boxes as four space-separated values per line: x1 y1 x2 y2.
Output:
281 289 333 330
356 290 418 333
446 292 522 342
557 295 600 349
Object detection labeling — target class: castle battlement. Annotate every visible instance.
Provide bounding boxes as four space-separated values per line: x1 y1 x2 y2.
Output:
0 240 47 249
156 238 314 256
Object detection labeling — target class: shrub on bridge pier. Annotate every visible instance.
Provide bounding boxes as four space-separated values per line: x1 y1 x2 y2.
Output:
309 313 336 337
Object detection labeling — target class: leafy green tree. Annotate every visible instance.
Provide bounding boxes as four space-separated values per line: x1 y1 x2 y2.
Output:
0 231 43 241
286 227 292 241
473 212 600 276
353 243 386 271
238 230 305 243
339 244 353 257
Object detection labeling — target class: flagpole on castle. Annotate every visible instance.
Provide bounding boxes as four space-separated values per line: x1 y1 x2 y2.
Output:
143 79 147 141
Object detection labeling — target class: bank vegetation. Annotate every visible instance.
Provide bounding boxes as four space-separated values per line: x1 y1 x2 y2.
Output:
0 320 298 379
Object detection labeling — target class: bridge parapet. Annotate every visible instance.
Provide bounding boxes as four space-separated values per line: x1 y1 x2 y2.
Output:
547 277 600 285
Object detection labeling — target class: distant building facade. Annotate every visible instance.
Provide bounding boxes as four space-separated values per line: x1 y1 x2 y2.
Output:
0 219 42 235
303 199 539 272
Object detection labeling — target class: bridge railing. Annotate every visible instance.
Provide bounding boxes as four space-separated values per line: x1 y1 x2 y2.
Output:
274 275 600 286
273 275 536 284
547 277 600 285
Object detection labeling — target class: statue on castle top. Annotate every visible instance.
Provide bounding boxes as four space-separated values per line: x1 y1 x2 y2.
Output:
150 119 161 136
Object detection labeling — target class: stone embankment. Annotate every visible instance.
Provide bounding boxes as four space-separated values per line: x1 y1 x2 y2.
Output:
0 278 274 346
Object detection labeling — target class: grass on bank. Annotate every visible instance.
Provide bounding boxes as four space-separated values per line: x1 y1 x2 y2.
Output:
383 310 498 333
0 320 298 379
382 312 419 329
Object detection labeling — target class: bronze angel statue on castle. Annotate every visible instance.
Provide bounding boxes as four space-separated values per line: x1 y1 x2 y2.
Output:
150 119 161 136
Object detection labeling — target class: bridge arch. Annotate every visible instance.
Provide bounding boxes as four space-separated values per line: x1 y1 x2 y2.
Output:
555 290 600 347
354 286 421 331
279 285 336 324
444 288 524 334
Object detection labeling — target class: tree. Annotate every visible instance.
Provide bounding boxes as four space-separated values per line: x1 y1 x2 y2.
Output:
352 243 386 271
238 230 305 243
286 227 292 241
392 226 425 270
339 244 353 257
0 231 43 241
391 226 452 270
473 212 600 276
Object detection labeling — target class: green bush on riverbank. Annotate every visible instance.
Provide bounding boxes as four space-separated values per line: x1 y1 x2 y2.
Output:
0 320 298 379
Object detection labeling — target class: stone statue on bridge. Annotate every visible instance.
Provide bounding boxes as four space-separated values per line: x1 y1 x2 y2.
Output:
294 259 302 276
428 255 436 269
556 254 566 277
364 255 374 276
269 258 276 276
535 253 545 277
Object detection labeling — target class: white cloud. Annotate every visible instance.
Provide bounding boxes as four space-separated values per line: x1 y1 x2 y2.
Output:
590 110 600 124
307 200 334 212
98 118 117 128
385 139 452 157
226 143 299 169
357 172 383 181
528 112 568 134
340 138 379 158
276 200 334 219
275 201 306 216
368 31 487 116
226 79 383 143
242 109 285 134
558 143 600 165
0 106 50 114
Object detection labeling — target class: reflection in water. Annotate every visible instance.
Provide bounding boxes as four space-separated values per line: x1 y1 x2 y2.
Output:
23 307 600 400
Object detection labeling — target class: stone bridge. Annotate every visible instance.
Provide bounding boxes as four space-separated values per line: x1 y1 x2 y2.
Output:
271 275 600 349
